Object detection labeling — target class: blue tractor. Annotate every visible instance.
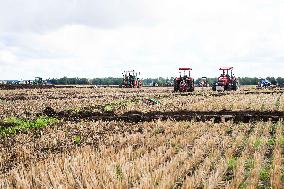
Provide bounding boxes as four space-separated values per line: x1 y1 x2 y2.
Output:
257 78 271 89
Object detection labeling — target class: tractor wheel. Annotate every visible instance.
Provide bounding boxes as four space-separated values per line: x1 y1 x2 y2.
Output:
134 80 139 88
212 83 217 91
224 84 229 91
231 80 238 91
174 80 179 92
188 80 194 92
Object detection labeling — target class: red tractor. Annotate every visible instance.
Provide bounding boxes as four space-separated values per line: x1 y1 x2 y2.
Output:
121 70 142 88
174 68 194 92
212 67 239 91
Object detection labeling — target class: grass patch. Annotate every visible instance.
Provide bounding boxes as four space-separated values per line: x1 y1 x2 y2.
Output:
104 104 113 112
244 157 254 170
115 164 123 181
239 182 247 189
253 138 262 149
267 138 275 146
74 135 81 145
239 157 255 189
225 127 233 135
0 117 58 136
259 167 270 181
227 157 237 170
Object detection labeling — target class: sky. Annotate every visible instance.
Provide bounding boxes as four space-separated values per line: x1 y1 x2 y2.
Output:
0 0 284 80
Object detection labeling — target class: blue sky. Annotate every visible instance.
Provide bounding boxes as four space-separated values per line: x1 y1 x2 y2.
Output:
0 0 284 80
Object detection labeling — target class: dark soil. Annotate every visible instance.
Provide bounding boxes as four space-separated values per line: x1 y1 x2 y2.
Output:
42 107 284 123
0 84 56 90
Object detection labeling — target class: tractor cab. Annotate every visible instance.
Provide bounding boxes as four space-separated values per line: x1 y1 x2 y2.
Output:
174 68 194 92
121 70 142 88
177 68 192 79
219 67 232 81
212 67 239 91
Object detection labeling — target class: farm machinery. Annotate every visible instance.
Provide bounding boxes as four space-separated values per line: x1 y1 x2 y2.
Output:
212 67 239 91
174 68 194 92
199 77 209 87
256 78 284 90
256 78 271 89
0 77 54 90
121 70 142 88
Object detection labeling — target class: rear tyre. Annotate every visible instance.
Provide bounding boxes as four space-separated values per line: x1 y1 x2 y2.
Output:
231 80 238 91
224 84 229 91
188 80 194 92
212 83 217 91
174 80 180 92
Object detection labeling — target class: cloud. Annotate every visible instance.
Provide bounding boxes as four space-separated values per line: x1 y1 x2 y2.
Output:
0 0 284 79
0 0 159 32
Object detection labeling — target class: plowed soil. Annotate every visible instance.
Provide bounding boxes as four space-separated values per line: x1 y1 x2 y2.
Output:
42 107 284 123
0 84 55 90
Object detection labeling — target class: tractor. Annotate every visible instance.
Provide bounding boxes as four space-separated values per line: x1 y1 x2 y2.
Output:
256 78 271 89
121 70 142 88
212 67 239 91
199 77 209 87
174 68 194 92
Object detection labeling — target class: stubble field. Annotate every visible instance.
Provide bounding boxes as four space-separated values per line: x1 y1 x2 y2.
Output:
0 87 283 188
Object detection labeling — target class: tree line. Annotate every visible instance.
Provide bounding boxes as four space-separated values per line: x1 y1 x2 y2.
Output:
47 76 284 86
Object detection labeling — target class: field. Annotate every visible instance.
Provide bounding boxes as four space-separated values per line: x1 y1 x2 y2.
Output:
0 87 283 188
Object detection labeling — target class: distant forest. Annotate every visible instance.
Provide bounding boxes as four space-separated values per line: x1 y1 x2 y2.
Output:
47 77 284 86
